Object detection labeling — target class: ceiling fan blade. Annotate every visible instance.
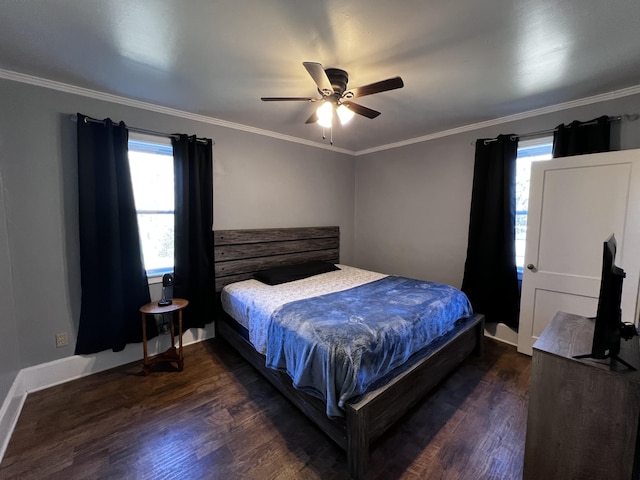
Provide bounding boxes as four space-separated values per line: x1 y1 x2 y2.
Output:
342 101 381 119
261 97 318 102
305 111 319 124
344 76 404 99
303 62 334 96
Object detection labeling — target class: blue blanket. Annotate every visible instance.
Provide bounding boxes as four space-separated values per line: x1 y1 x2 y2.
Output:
265 276 473 417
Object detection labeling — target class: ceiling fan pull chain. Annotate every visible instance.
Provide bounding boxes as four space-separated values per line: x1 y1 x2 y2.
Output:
330 126 333 145
322 127 326 140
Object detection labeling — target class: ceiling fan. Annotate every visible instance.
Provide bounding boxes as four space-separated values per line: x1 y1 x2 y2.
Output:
261 62 404 128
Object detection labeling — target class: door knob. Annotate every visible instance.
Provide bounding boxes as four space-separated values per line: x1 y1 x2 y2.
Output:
527 264 535 270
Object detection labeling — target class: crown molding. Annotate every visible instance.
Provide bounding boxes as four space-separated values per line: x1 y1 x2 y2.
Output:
355 84 640 156
0 68 355 156
2 67 639 157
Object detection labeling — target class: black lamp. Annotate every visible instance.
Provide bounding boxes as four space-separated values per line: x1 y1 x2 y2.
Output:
158 273 173 307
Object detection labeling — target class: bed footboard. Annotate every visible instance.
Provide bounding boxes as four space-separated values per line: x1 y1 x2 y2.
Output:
344 313 484 479
218 312 484 479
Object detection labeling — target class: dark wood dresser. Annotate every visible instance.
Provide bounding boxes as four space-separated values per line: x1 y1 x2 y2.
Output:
523 311 640 480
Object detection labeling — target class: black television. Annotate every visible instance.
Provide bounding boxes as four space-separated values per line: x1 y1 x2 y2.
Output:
575 234 636 370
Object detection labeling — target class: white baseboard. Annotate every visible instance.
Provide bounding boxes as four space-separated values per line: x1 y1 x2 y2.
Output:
0 324 215 462
0 370 27 463
484 322 519 347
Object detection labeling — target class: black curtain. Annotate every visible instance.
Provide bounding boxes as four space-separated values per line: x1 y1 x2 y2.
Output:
75 114 151 354
553 115 611 158
462 134 520 328
172 135 215 330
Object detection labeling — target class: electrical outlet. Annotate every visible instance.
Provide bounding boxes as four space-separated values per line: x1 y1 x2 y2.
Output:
55 332 68 348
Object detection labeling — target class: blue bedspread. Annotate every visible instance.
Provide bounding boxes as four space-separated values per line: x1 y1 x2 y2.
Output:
265 276 473 417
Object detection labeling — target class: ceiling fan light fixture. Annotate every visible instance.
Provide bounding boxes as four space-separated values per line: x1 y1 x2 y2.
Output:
336 104 355 125
262 62 404 134
316 102 333 128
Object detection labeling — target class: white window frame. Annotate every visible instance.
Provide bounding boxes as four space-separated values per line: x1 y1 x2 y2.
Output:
515 136 553 277
128 132 175 285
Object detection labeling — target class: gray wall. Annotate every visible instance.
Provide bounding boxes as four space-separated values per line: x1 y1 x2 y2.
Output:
0 165 19 404
0 77 354 392
354 94 640 293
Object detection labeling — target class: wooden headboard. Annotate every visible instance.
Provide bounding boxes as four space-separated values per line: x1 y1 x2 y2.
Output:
214 226 340 292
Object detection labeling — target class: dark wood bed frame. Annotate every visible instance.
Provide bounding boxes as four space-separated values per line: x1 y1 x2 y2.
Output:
214 226 484 479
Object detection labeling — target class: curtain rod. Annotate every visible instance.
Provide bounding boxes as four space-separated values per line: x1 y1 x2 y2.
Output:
69 114 214 144
477 113 640 145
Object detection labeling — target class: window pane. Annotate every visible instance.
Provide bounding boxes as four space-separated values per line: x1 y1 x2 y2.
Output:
128 150 174 211
137 213 174 274
128 137 175 276
515 141 553 270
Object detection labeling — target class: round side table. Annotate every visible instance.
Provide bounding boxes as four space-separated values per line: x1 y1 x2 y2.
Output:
139 298 188 375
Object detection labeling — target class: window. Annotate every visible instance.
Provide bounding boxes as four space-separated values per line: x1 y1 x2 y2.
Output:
515 138 553 274
128 134 174 277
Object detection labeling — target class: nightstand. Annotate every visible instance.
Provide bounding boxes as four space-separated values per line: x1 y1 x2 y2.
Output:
139 298 188 375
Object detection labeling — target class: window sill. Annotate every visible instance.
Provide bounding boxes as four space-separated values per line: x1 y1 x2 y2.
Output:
147 273 173 285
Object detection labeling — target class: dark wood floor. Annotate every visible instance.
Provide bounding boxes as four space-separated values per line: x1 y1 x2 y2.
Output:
0 336 530 480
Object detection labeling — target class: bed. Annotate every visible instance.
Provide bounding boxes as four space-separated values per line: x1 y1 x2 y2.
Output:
214 226 484 479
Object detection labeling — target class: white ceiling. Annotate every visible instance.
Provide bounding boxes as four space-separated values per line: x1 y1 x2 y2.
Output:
1 1 640 152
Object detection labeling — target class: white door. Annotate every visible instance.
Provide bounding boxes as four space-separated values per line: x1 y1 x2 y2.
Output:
517 149 640 355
